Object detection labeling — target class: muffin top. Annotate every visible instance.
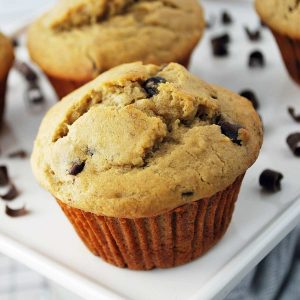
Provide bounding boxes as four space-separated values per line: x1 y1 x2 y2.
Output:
27 0 204 81
31 62 263 218
255 0 300 38
0 33 14 80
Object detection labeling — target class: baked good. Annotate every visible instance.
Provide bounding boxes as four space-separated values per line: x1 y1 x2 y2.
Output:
31 62 263 269
28 0 205 98
0 32 14 128
255 0 300 85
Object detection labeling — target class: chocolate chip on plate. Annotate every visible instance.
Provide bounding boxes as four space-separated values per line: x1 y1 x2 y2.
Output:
0 166 9 187
248 50 265 68
221 11 233 25
288 107 300 123
14 61 38 82
240 90 259 110
286 133 300 157
1 184 18 201
244 26 261 41
219 121 242 145
8 149 28 159
211 33 231 57
259 169 283 192
142 77 166 98
5 205 28 217
69 161 85 176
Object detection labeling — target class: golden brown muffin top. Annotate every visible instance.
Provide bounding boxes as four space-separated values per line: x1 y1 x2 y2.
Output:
27 0 204 81
0 32 14 80
31 62 263 218
255 0 300 38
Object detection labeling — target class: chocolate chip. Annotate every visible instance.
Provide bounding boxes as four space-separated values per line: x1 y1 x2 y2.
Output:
259 169 283 192
288 107 300 123
211 34 231 57
221 11 233 25
244 26 261 41
248 50 265 68
240 90 259 110
1 184 18 201
219 121 242 145
69 161 85 175
26 83 44 104
8 150 28 159
0 166 9 187
14 61 38 82
142 77 166 98
286 133 300 157
11 37 19 47
5 205 28 217
182 191 194 197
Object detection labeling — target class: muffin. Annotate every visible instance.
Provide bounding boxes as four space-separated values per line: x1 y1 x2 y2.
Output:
31 62 263 270
27 0 205 99
255 0 300 85
0 33 14 128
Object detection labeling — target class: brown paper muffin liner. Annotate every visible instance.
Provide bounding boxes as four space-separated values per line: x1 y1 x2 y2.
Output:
46 54 192 100
56 174 244 270
271 31 300 85
0 75 8 129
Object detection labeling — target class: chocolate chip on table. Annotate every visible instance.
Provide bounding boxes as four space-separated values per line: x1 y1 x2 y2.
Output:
240 90 259 110
221 11 233 25
8 149 28 159
182 191 194 197
286 133 300 157
288 107 300 122
69 161 85 176
248 50 265 68
1 184 18 201
259 169 283 192
0 166 9 186
211 33 231 57
244 26 261 41
142 77 166 98
14 61 38 82
219 121 242 145
5 205 28 217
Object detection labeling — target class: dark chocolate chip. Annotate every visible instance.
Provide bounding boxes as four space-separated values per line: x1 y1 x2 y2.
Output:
5 205 28 217
286 133 300 157
240 90 259 110
211 33 231 45
221 11 233 25
11 38 19 47
1 184 18 201
288 107 300 122
248 50 265 68
259 169 283 192
69 161 85 175
142 77 166 98
0 166 9 187
8 150 28 159
244 26 261 41
26 83 44 104
211 34 231 57
219 121 242 145
182 191 194 197
14 61 38 82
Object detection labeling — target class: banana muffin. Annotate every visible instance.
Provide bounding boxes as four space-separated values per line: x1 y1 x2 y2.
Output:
255 0 300 85
31 62 263 270
28 0 205 98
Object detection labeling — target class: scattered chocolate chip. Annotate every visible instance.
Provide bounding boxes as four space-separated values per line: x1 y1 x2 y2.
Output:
244 26 261 41
1 184 18 201
286 133 300 157
5 205 28 217
211 33 231 57
26 83 44 104
142 77 166 98
69 161 85 176
240 90 259 110
219 121 242 145
288 107 300 122
259 169 283 192
182 191 194 197
8 150 28 159
0 166 9 187
248 50 265 68
221 11 233 25
14 61 38 82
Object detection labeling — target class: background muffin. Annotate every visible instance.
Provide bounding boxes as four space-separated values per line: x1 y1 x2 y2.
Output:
0 32 14 129
28 0 205 98
255 0 300 85
31 62 263 270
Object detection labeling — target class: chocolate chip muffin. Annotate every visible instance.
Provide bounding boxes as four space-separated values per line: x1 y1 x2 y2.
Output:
0 33 14 129
27 0 205 99
31 62 263 270
255 0 300 85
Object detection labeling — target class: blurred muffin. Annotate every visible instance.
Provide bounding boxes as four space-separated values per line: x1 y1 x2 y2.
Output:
31 62 263 270
0 33 14 128
255 0 300 85
28 0 205 98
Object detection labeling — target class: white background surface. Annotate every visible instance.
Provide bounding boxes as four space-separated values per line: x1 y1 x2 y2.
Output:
0 1 300 300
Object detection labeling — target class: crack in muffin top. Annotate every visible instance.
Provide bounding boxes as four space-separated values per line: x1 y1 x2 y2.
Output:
31 62 263 218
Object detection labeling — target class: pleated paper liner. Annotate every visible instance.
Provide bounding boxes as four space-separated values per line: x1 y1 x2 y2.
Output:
0 75 8 129
272 31 300 85
57 174 244 270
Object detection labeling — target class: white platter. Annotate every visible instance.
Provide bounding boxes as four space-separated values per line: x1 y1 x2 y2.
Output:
0 1 300 300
